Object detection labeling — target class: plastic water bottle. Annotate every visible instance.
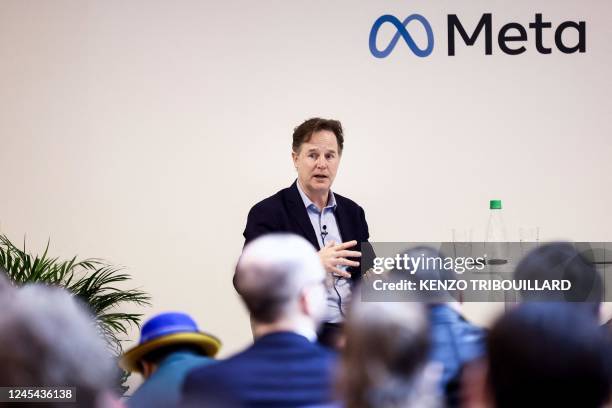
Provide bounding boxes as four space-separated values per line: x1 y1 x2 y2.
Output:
485 199 508 265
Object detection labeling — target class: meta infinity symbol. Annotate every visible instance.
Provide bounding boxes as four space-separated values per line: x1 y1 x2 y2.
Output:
369 14 435 58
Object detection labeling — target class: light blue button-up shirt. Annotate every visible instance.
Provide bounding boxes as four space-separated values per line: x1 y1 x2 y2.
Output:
296 180 350 323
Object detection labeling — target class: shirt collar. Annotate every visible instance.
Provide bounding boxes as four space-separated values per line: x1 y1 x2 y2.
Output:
296 179 337 211
257 329 318 344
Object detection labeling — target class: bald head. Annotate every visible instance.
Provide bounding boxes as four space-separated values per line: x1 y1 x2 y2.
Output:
234 234 326 324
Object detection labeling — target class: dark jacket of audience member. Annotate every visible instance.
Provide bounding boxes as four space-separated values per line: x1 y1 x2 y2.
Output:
485 303 611 408
183 331 336 407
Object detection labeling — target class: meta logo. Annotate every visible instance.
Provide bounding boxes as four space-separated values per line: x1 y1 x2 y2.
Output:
369 13 586 58
369 14 434 58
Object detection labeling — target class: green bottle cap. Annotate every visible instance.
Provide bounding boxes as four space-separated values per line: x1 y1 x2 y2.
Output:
490 200 502 209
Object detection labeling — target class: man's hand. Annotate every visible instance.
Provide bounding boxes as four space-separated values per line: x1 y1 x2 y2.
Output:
318 240 361 278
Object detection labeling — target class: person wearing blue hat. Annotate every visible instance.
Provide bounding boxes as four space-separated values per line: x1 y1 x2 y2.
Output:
120 312 221 408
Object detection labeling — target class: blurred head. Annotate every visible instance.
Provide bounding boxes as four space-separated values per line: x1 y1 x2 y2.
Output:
389 246 459 303
234 233 327 331
339 300 440 408
291 118 343 197
485 303 611 408
0 284 117 408
514 242 602 317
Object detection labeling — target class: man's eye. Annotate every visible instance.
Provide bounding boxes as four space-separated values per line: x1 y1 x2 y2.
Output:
309 154 317 159
326 154 334 160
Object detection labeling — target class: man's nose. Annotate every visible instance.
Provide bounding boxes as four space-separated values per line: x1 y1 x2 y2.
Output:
316 157 327 168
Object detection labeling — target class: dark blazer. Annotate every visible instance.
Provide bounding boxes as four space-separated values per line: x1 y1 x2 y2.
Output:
181 332 337 408
243 181 372 282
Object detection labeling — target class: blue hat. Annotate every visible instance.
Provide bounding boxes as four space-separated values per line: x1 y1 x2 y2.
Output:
119 312 221 372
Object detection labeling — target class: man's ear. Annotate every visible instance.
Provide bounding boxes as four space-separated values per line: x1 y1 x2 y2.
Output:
298 287 312 316
140 361 157 379
291 150 298 169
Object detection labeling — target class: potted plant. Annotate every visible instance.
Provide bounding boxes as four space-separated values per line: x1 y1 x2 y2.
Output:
0 233 150 392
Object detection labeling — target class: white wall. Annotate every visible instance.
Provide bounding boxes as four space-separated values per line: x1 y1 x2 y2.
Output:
1 0 611 389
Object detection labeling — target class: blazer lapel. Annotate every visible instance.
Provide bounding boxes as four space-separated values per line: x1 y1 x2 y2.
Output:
334 201 355 243
333 198 364 283
286 181 320 249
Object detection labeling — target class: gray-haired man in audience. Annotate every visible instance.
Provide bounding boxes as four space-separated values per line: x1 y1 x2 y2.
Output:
0 284 122 408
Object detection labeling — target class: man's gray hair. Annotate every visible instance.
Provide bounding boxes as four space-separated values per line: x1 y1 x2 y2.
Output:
0 284 116 407
340 300 440 408
389 246 459 303
234 233 325 323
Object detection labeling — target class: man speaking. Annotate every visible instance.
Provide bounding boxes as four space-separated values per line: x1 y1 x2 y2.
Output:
243 118 371 332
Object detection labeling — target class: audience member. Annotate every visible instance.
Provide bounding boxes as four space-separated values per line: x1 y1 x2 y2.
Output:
338 299 440 408
466 303 611 408
389 246 486 406
0 284 122 408
514 242 603 317
120 312 221 408
181 233 335 407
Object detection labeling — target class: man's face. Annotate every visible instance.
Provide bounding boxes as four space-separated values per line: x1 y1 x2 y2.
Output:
292 130 341 196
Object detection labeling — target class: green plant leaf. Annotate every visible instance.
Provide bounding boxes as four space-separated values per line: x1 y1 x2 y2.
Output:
0 233 151 394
